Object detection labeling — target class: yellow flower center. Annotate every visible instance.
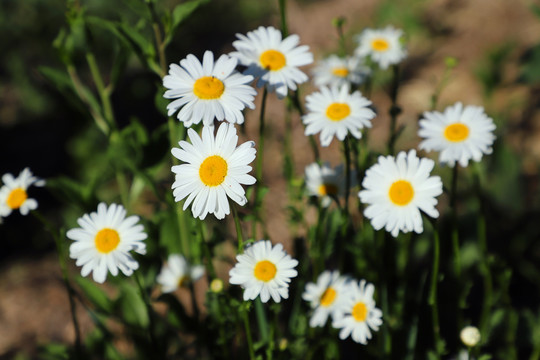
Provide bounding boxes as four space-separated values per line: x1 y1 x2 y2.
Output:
371 38 390 52
260 49 286 71
352 301 368 322
320 287 337 307
318 183 338 196
254 260 277 282
326 103 351 121
444 123 470 142
388 180 414 206
199 155 228 187
193 76 225 100
94 228 120 254
6 188 27 209
332 67 349 77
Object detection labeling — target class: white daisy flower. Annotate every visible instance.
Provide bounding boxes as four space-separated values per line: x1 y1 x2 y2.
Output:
332 279 383 345
354 26 407 70
163 50 257 127
312 55 371 88
231 26 313 98
418 102 496 168
67 203 147 284
0 168 45 217
157 254 205 293
229 240 298 303
303 85 376 147
359 150 443 237
305 162 354 207
171 123 256 220
302 270 352 328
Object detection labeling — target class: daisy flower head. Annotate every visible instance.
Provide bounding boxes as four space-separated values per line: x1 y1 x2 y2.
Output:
231 26 313 98
418 102 496 167
303 85 376 147
354 26 407 70
171 123 256 220
302 270 352 328
163 50 257 127
332 279 383 345
359 150 443 237
0 167 45 217
305 162 354 207
312 55 371 88
66 203 147 284
157 254 205 293
229 240 298 303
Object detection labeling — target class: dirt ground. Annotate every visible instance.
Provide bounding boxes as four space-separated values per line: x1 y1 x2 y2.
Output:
2 0 540 356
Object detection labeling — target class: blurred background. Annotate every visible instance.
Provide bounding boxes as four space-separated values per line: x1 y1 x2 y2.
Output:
2 0 540 358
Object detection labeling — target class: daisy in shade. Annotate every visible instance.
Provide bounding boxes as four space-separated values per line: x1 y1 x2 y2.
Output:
163 51 257 127
0 168 45 217
418 102 496 167
354 26 407 70
67 203 147 284
229 240 298 303
305 162 354 207
157 254 205 293
171 123 256 220
359 150 443 237
303 84 376 147
302 270 352 328
332 279 383 345
312 55 371 88
230 26 313 98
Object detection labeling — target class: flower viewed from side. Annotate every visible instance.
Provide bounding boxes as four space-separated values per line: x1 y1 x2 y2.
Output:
0 168 45 217
157 254 205 293
303 85 376 147
67 203 147 284
332 279 383 345
305 162 354 207
229 240 298 303
354 26 407 69
171 123 256 220
312 55 371 88
163 51 257 127
231 26 313 98
418 102 496 167
359 150 443 237
302 270 352 328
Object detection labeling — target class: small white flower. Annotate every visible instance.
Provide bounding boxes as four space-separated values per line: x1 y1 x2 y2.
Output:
359 150 443 237
332 279 383 345
312 55 371 88
163 50 257 127
460 326 481 347
418 102 496 167
303 85 375 147
302 270 352 328
354 26 407 69
157 254 204 293
0 168 45 217
229 240 298 303
171 123 256 220
67 203 147 284
305 162 354 207
231 26 313 98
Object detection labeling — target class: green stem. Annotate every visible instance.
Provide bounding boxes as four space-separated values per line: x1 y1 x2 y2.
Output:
342 136 352 214
198 220 217 279
252 87 269 241
232 204 245 252
134 271 163 358
290 90 320 163
428 220 442 359
243 306 256 360
387 65 401 155
86 52 116 131
278 0 288 36
33 211 82 358
450 165 461 279
255 298 269 343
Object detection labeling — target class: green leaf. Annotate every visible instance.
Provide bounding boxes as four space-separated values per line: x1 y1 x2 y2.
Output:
38 66 74 93
117 282 149 328
75 276 114 313
164 0 210 46
38 343 69 360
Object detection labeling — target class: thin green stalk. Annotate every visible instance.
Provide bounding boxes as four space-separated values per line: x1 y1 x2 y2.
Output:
333 16 347 57
243 306 256 360
86 52 116 130
278 0 288 36
387 64 401 155
198 220 217 279
290 90 320 163
255 298 270 343
450 165 461 278
252 87 269 241
428 220 442 359
232 204 246 252
134 271 163 359
342 137 352 214
33 211 82 358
